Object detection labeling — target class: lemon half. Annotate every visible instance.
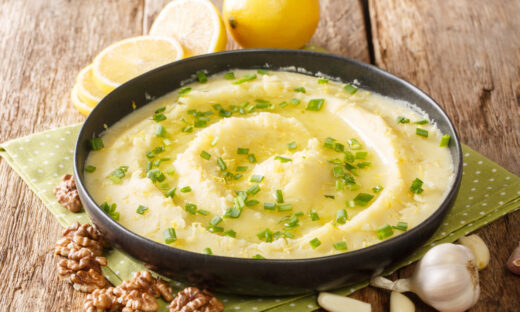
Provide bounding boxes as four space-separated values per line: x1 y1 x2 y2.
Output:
92 36 184 93
149 0 226 57
75 64 105 108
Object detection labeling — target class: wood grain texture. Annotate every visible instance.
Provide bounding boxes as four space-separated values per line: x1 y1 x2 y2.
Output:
365 0 520 311
0 0 518 311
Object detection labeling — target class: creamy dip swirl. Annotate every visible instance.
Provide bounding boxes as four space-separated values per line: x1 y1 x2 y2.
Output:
85 70 454 259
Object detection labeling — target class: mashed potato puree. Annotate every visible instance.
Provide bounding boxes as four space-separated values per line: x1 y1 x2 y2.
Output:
85 70 454 259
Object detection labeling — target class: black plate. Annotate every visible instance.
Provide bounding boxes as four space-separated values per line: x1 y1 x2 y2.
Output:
74 49 462 296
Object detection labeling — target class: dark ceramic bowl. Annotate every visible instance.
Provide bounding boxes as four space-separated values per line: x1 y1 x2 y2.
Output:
74 49 462 296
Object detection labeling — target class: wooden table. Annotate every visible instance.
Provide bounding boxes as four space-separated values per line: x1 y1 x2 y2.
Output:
0 0 518 311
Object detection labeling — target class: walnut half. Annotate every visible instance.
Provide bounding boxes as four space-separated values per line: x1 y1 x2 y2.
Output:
54 174 82 212
169 287 224 312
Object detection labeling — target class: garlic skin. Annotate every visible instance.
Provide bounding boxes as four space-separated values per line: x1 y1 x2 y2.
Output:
412 244 480 312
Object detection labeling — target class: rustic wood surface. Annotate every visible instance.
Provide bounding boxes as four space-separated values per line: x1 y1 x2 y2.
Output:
0 0 518 311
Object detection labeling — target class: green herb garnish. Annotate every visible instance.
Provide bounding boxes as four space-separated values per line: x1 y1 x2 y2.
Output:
100 202 119 220
178 87 191 96
318 78 329 84
224 229 236 237
185 203 197 214
275 189 284 203
353 193 374 206
347 138 362 150
136 205 148 215
200 150 211 160
290 98 300 106
277 204 292 212
372 185 384 193
336 209 348 224
85 165 96 173
163 227 177 243
416 128 429 137
217 157 227 171
310 238 321 249
236 166 248 172
247 184 261 195
410 178 424 194
333 241 348 251
153 113 167 122
250 175 264 183
166 187 176 198
147 169 165 183
197 71 207 83
376 224 393 240
440 134 451 147
275 156 292 163
245 199 259 206
333 166 345 177
89 138 104 151
224 72 235 80
180 186 192 193
233 74 257 84
309 209 320 221
306 98 324 111
287 141 297 150
248 154 257 163
252 254 265 259
397 116 410 124
294 86 306 93
393 221 408 231
203 247 212 255
257 69 268 75
343 84 358 94
237 147 249 154
264 203 276 210
414 120 429 125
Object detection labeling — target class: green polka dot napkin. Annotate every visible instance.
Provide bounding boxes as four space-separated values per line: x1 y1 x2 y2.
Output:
1 124 519 312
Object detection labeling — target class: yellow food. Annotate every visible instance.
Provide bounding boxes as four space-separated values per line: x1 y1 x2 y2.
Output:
71 83 92 116
92 36 184 93
149 0 226 57
223 0 320 49
85 70 454 259
75 64 106 108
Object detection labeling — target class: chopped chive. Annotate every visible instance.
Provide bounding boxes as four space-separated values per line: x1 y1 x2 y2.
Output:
279 101 288 108
294 86 306 93
234 174 243 180
236 166 248 172
310 238 321 249
248 154 257 163
85 165 96 173
275 189 284 203
155 125 166 137
284 216 299 228
397 116 410 124
194 119 208 128
197 71 208 83
200 150 211 160
309 209 320 221
328 158 343 165
224 229 236 237
324 195 335 199
372 185 384 193
348 184 361 191
333 241 348 251
185 203 197 214
355 152 368 159
376 224 393 240
347 138 362 150
306 98 325 111
136 205 148 215
166 187 176 198
275 156 292 163
264 203 276 210
181 126 193 133
153 146 165 154
346 200 355 208
89 137 104 151
211 136 219 146
440 134 451 147
155 107 166 114
160 182 170 190
336 209 348 224
288 141 297 150
290 98 300 106
250 175 264 183
255 69 268 75
414 120 429 125
294 212 304 217
146 161 153 172
357 162 371 168
178 87 191 96
224 72 235 80
257 228 273 242
180 186 192 193
318 78 329 84
224 206 242 218
334 143 345 152
219 109 232 117
163 227 177 243
410 178 424 194
324 137 336 149
147 169 165 183
344 151 355 163
166 168 175 175
101 202 119 220
252 254 265 259
416 128 429 137
333 166 345 177
233 74 257 84
354 193 374 206
234 196 245 209
197 209 209 216
343 84 358 94
247 184 261 195
336 180 345 191
217 157 227 171
393 221 409 231
245 199 259 206
207 225 224 233
152 113 167 122
203 247 212 255
237 147 249 154
277 204 292 212
210 216 222 226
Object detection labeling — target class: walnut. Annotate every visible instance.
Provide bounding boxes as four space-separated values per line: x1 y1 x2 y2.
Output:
54 174 82 212
84 287 120 312
55 222 109 293
169 287 224 312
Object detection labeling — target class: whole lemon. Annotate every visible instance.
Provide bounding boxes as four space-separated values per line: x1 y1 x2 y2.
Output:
223 0 320 49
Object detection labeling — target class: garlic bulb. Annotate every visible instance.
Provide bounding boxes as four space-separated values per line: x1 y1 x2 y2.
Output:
371 243 480 312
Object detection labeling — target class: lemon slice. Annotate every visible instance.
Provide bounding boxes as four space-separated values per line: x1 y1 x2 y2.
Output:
149 0 226 57
76 64 105 108
92 36 184 93
71 83 93 116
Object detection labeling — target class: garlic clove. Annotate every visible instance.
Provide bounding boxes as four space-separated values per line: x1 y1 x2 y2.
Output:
458 234 490 270
390 291 415 312
317 292 372 312
507 241 520 275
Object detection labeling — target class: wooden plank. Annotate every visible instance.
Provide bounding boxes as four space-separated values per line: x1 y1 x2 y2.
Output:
0 0 145 310
368 0 520 311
